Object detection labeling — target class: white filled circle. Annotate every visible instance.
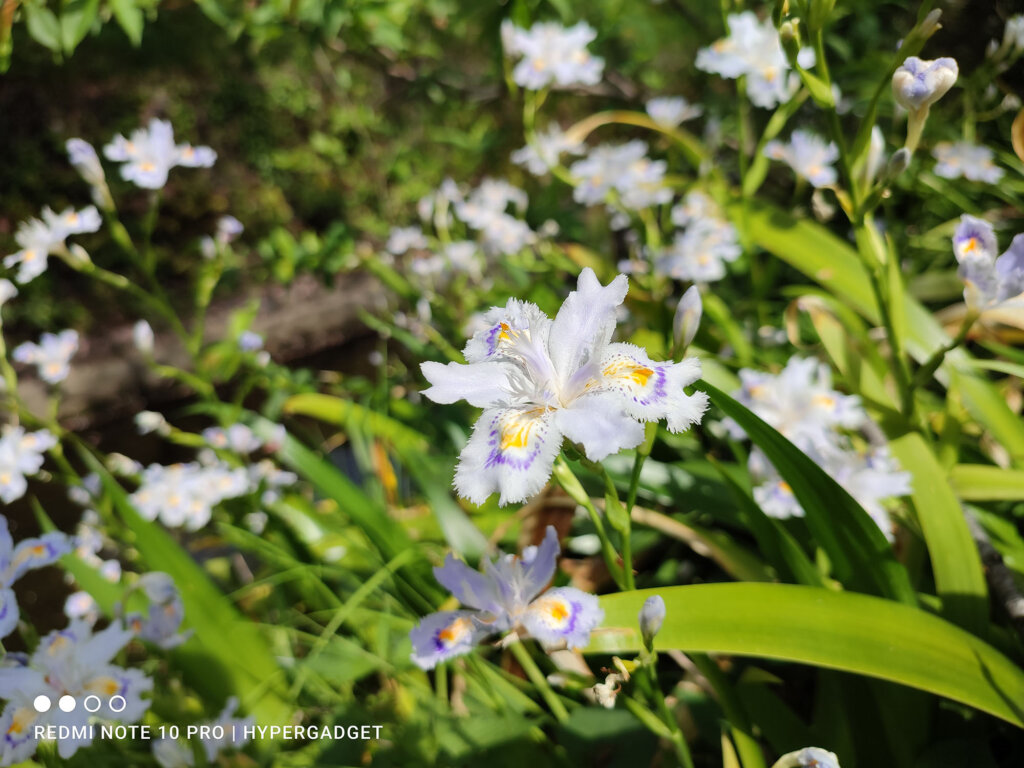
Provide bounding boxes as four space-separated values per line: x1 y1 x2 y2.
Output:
58 695 76 713
32 695 51 713
108 695 127 713
83 695 102 713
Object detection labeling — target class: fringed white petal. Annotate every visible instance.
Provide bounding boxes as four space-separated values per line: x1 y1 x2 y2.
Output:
454 407 562 506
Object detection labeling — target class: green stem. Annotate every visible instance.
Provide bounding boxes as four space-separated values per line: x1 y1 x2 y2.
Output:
507 639 569 723
645 662 695 768
552 457 626 589
812 29 859 213
690 653 767 768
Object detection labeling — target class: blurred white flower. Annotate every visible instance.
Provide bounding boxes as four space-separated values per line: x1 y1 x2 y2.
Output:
385 226 428 255
727 357 866 452
135 410 170 436
645 96 703 128
504 21 605 90
12 329 79 384
511 124 584 175
3 207 101 284
696 12 806 108
103 118 216 189
570 141 671 210
64 591 100 625
932 141 1004 184
0 515 70 637
657 219 741 283
131 462 252 530
764 130 839 188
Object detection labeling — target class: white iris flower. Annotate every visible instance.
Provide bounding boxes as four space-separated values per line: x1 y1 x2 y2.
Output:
421 268 707 505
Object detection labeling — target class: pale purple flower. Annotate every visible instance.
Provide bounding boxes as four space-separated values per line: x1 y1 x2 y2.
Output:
409 526 603 669
892 57 958 112
952 215 1024 308
673 286 703 350
0 515 71 638
0 620 151 762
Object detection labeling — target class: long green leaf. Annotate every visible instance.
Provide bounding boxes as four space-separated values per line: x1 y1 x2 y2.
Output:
77 448 292 724
889 433 988 633
697 381 916 604
950 464 1024 501
588 584 1024 728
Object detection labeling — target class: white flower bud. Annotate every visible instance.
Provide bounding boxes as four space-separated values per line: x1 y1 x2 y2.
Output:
133 320 154 355
673 286 703 353
892 56 958 112
638 594 666 649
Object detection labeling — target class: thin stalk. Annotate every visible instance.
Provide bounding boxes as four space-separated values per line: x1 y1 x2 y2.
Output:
507 639 569 723
645 662 695 768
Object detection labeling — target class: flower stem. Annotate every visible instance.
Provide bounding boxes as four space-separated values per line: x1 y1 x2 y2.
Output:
645 661 695 768
507 638 569 723
552 457 627 589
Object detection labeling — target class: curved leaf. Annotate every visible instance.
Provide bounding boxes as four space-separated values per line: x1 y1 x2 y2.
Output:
889 433 988 633
588 584 1024 728
697 381 916 604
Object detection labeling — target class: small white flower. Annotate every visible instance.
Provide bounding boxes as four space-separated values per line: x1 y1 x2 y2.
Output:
696 13 806 108
12 329 79 384
726 357 865 452
764 130 839 188
511 124 584 175
570 141 671 210
3 208 101 284
504 22 605 90
656 219 742 283
932 141 1004 184
645 96 703 128
385 226 428 255
103 118 216 190
130 462 252 530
